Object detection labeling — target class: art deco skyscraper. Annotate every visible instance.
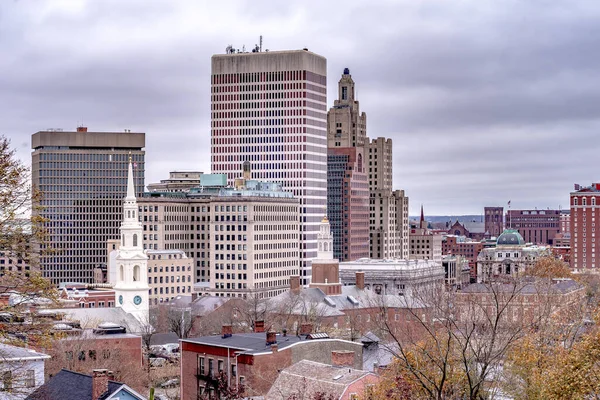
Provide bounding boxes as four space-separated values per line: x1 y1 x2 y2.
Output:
327 68 408 261
31 127 145 285
210 49 327 284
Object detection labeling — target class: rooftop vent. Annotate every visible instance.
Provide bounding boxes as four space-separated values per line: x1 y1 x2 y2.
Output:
307 332 329 340
347 295 359 306
93 322 126 335
323 297 336 307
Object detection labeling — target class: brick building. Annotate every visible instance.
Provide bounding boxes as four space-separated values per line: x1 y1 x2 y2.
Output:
442 235 484 281
570 183 600 270
506 209 561 245
180 329 363 399
484 207 504 238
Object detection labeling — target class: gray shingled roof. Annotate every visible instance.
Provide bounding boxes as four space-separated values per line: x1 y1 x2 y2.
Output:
183 331 307 354
26 369 139 400
266 360 375 400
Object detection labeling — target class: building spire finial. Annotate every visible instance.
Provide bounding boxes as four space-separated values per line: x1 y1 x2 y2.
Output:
126 155 135 200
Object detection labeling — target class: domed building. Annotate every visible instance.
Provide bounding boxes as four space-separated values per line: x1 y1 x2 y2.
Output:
476 229 550 282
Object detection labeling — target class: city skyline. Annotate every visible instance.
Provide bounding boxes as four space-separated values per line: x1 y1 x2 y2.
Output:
3 0 600 215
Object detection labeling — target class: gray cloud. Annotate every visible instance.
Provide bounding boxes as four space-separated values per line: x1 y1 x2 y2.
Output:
1 0 598 215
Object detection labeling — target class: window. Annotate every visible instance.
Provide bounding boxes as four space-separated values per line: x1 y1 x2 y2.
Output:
25 370 35 388
133 234 138 247
232 364 237 377
199 357 205 375
208 359 214 376
2 371 12 391
218 360 224 372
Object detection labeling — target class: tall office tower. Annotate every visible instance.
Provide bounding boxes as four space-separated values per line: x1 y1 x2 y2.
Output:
326 69 369 261
370 189 409 259
211 49 327 285
327 68 367 148
327 147 369 261
367 137 393 192
31 127 145 285
484 206 504 238
570 183 600 271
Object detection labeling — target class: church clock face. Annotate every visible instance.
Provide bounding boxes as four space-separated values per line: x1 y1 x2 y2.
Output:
134 295 142 306
118 295 123 305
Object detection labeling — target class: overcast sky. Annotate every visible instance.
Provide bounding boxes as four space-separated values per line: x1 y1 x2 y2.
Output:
2 0 599 215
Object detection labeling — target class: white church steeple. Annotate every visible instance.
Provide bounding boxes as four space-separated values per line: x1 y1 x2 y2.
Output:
114 157 149 323
317 215 334 260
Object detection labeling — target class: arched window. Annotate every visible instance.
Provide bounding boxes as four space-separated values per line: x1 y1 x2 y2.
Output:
357 153 363 172
119 265 124 281
133 234 138 247
133 265 140 282
318 242 322 252
583 198 587 206
593 198 597 206
128 210 131 219
574 198 578 206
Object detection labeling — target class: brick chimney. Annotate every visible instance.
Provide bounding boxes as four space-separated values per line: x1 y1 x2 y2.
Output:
266 330 277 345
222 324 232 338
254 320 265 333
355 271 365 290
290 275 300 294
299 322 313 336
191 292 199 302
331 350 355 367
92 369 109 400
77 126 88 132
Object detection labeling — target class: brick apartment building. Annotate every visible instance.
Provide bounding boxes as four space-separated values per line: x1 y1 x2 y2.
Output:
180 328 363 399
570 183 600 270
506 209 561 245
442 235 484 281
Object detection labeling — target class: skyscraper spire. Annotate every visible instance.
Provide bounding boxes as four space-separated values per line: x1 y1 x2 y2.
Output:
126 154 135 200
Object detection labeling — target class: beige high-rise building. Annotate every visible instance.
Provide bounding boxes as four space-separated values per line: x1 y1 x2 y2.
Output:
210 49 327 285
31 127 145 285
138 174 300 298
327 68 367 149
370 189 409 259
367 137 393 192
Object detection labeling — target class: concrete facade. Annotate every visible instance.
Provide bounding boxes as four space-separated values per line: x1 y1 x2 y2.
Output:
211 49 327 285
370 190 409 259
31 127 145 285
137 177 300 298
146 250 193 305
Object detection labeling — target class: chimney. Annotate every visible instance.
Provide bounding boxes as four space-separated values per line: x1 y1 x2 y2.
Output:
221 324 232 338
254 320 265 333
331 350 355 367
290 276 300 294
77 126 88 132
356 271 365 290
191 292 199 302
266 330 277 346
92 369 109 400
299 323 313 336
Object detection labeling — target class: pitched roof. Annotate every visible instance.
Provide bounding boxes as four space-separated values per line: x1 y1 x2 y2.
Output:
266 360 376 400
26 369 133 400
0 343 50 362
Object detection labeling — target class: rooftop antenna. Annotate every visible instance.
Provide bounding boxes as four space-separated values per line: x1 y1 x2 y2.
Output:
260 35 263 52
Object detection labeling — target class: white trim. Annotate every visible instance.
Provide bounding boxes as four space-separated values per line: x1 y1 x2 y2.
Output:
105 384 146 400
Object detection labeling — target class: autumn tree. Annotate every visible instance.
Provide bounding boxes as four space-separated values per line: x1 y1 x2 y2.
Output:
0 136 56 345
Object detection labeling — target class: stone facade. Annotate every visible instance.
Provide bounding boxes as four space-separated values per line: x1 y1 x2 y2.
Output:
338 258 444 297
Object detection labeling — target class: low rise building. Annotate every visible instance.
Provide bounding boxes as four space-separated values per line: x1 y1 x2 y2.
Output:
409 208 442 264
338 258 444 297
180 330 363 399
442 255 471 289
0 344 49 399
266 359 379 400
442 235 484 281
26 369 146 400
476 229 550 282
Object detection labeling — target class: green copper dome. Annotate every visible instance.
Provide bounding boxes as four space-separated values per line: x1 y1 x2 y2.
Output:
497 229 525 246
